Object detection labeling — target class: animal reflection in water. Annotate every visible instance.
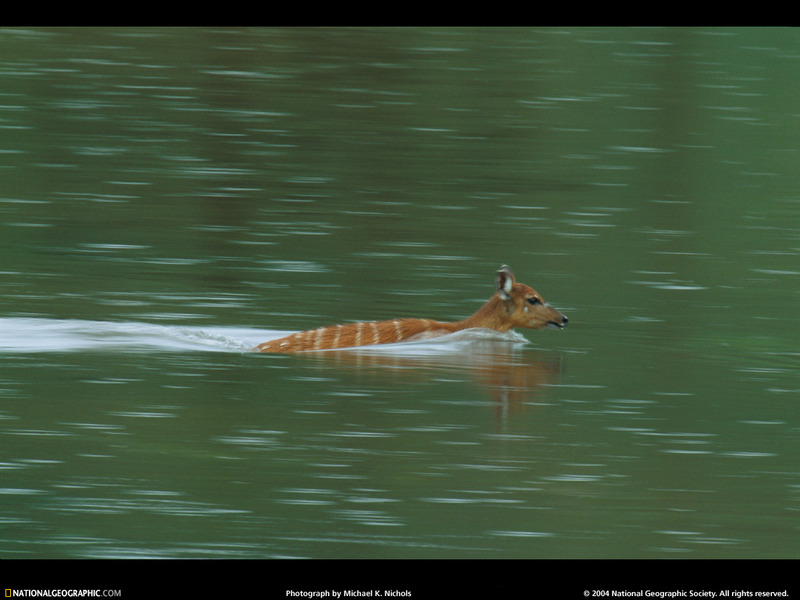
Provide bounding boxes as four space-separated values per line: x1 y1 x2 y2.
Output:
255 265 567 353
288 340 564 420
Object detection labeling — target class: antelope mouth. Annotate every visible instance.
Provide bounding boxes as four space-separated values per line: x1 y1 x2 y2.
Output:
547 317 568 329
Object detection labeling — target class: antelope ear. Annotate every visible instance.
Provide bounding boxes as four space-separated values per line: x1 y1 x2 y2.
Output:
495 265 515 300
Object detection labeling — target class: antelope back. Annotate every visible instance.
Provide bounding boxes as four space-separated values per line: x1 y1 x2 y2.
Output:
255 318 451 353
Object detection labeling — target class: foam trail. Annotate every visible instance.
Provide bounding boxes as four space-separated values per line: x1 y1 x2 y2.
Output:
0 318 262 353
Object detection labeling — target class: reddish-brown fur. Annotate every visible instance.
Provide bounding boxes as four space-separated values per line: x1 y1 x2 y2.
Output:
254 265 567 353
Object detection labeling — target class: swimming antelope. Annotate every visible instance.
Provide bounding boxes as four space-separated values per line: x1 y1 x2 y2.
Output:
254 265 567 353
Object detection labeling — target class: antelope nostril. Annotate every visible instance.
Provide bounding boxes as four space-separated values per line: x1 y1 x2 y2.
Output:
563 315 568 324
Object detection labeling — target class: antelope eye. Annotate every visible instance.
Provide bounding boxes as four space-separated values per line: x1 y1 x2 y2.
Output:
527 297 542 306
